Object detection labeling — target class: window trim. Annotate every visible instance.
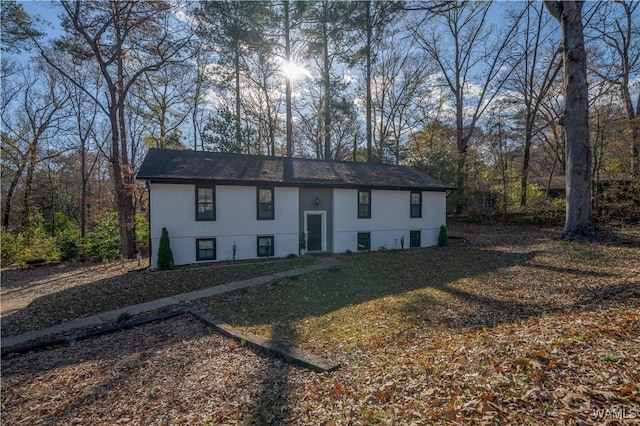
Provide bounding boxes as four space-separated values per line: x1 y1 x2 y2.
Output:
257 186 275 220
357 232 371 251
257 235 274 257
410 230 421 248
196 238 217 261
195 184 216 221
410 191 422 218
358 189 371 219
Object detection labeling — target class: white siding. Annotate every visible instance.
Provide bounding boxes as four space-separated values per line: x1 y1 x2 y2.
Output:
149 183 298 266
149 183 447 265
333 188 446 253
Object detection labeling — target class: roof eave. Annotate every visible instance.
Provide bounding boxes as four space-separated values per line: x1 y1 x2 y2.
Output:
136 176 455 192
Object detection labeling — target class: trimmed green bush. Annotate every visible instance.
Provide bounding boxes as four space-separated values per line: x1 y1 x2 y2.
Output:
157 227 174 269
438 225 448 247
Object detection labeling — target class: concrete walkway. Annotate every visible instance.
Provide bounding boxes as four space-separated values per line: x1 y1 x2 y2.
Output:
1 257 340 350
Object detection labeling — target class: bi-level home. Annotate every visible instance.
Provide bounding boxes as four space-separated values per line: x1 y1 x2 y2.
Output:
136 148 454 267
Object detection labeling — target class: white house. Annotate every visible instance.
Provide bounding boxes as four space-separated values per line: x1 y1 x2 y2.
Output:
136 148 454 267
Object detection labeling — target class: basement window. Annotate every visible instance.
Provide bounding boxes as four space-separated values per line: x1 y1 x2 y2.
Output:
357 232 371 251
196 238 216 261
257 235 274 257
410 231 421 248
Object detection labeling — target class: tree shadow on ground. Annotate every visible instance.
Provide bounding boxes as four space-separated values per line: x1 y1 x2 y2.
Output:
205 238 639 423
3 234 638 423
1 315 303 424
247 320 296 425
200 238 639 341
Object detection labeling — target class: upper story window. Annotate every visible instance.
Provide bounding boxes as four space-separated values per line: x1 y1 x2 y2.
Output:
410 191 422 218
358 189 371 219
257 187 274 220
196 184 215 221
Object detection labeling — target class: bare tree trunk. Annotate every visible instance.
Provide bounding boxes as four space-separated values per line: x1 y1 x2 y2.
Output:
414 2 524 215
3 153 27 229
322 10 331 160
611 1 639 176
192 70 202 150
284 1 293 157
80 148 87 238
114 11 137 258
234 40 242 152
365 0 373 163
20 145 37 227
544 1 593 238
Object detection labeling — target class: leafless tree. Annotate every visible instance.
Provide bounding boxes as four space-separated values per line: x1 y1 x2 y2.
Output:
370 33 429 164
506 2 562 206
131 64 193 149
413 1 524 214
1 63 68 229
58 59 107 237
588 0 640 176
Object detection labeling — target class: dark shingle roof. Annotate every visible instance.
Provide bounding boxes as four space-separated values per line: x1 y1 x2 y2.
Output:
136 148 455 191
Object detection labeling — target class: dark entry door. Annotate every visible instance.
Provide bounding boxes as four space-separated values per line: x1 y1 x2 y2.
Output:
307 214 322 251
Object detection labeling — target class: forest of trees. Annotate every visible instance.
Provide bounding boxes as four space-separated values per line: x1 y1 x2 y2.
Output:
1 0 638 263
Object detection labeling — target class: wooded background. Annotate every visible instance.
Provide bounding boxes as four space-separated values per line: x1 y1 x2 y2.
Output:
1 0 638 263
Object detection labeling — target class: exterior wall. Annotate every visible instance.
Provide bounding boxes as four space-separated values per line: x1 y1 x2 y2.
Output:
332 188 446 253
149 183 299 266
149 183 447 266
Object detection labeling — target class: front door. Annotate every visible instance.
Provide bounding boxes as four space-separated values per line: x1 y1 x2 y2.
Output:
307 214 322 251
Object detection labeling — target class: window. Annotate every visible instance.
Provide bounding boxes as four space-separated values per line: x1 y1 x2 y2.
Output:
358 189 371 218
257 187 274 220
410 231 421 248
257 236 274 257
196 184 215 221
196 238 216 261
410 191 422 218
357 232 371 251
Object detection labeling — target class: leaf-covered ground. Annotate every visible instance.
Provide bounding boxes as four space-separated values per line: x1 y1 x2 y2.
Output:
1 257 317 336
2 223 639 425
